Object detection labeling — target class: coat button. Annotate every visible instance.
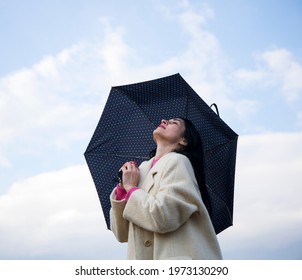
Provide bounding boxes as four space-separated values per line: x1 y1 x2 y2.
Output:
144 240 152 247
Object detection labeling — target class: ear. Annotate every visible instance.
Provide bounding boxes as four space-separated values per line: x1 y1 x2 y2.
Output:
179 138 188 147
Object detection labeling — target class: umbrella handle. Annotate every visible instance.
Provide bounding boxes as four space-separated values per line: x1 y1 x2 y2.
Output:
114 170 123 183
210 103 220 117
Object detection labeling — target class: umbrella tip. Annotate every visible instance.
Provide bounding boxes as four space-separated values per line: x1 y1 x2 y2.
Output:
210 103 220 117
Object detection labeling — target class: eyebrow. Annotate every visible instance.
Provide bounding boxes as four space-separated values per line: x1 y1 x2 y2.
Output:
171 118 182 122
169 118 183 124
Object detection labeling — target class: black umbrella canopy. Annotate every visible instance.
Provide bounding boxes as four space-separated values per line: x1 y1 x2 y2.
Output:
84 73 238 234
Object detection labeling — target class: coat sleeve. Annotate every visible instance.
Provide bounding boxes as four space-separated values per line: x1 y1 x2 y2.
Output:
109 188 129 242
122 154 202 234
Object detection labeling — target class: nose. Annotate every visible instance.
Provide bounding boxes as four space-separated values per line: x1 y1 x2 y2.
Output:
161 119 167 124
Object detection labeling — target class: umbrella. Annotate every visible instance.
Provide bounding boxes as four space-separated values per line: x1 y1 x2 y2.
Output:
84 73 238 234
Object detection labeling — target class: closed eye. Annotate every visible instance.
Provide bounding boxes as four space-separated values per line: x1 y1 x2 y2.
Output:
168 119 181 125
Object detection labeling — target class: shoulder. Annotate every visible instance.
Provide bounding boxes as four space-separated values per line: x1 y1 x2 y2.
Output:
160 153 199 191
164 152 191 165
161 152 194 174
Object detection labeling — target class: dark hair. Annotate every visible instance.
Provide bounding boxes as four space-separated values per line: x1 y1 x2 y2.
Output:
150 118 212 216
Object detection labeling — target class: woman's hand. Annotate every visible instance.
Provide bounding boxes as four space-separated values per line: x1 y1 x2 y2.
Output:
120 161 140 192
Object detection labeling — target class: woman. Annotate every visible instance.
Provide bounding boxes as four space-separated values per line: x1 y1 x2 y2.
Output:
109 117 222 260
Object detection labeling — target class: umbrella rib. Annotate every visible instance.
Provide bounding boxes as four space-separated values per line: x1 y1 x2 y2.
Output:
205 138 238 153
87 152 150 160
206 184 233 223
115 89 157 127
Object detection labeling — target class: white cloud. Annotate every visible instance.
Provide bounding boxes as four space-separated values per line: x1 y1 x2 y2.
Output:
98 19 133 81
0 6 245 169
168 3 226 82
153 2 267 129
0 133 301 259
1 2 301 163
218 132 302 259
0 37 112 167
234 48 302 102
0 165 127 259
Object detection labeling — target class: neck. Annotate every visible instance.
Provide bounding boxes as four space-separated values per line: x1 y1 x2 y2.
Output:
154 143 177 160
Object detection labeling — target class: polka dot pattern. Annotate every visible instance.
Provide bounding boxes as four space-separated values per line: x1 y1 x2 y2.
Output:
84 73 238 234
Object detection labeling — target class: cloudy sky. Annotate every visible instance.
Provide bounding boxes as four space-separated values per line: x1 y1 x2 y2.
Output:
0 0 301 260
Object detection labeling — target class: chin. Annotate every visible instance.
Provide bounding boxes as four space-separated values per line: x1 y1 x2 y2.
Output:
153 130 161 142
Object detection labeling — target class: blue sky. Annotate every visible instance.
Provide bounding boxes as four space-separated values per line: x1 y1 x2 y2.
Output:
0 0 302 260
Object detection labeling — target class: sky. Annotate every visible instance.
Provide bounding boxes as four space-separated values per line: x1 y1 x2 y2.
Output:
0 0 301 260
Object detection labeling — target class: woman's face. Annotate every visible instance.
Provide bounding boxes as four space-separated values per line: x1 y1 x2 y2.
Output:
153 118 187 147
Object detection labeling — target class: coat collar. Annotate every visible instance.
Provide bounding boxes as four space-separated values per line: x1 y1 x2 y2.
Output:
138 153 174 192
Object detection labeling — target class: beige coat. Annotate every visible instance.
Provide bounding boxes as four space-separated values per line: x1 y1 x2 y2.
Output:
110 152 222 260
